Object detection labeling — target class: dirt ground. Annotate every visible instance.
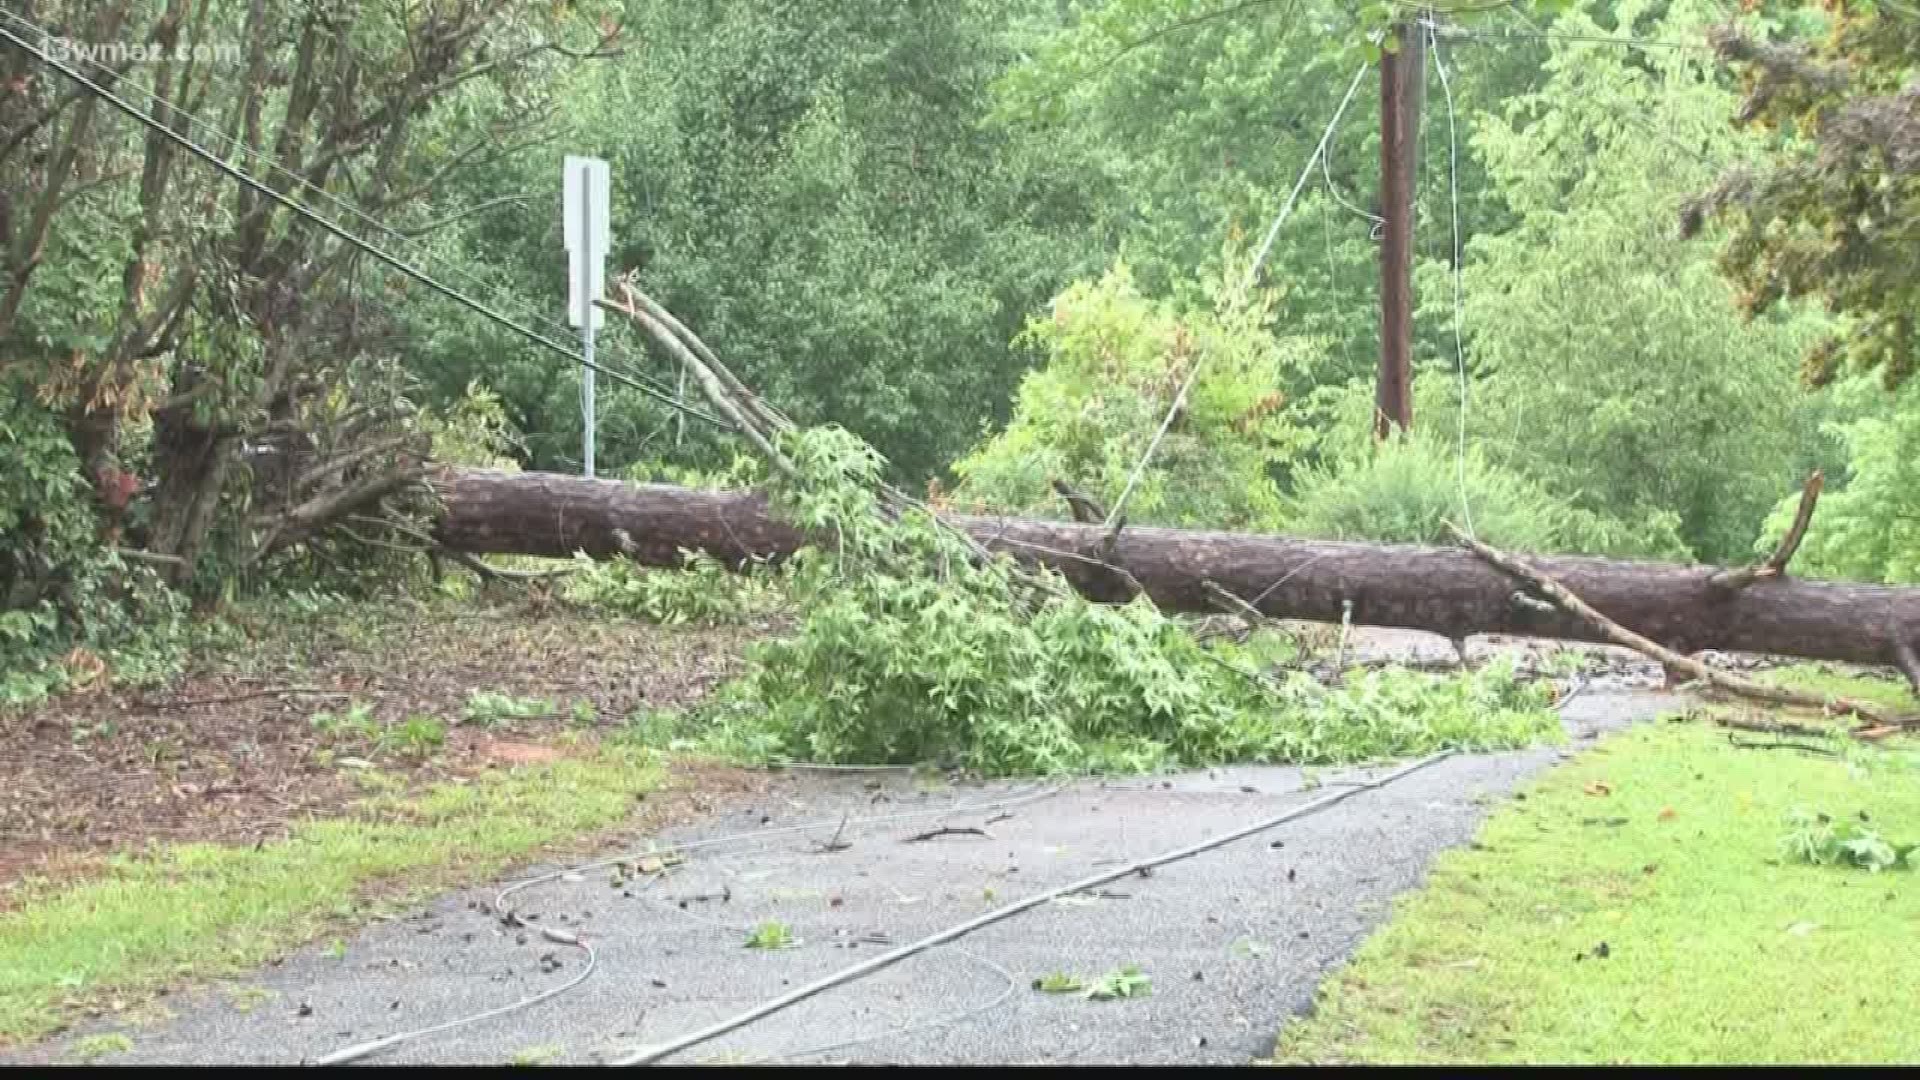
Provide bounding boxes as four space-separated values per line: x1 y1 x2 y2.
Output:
0 602 759 905
0 602 1801 909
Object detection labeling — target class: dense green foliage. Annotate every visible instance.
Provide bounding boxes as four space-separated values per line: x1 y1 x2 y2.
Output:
1688 2 1920 391
407 0 1101 482
1450 0 1832 562
680 426 1557 775
1757 378 1920 585
953 264 1310 530
0 378 193 703
1286 432 1679 557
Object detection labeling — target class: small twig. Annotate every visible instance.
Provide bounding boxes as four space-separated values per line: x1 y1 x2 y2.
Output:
136 687 358 710
1203 580 1279 631
1725 732 1840 757
1195 648 1284 692
1450 524 1911 734
1709 471 1823 591
1509 590 1558 615
902 826 990 843
815 811 852 854
112 546 188 567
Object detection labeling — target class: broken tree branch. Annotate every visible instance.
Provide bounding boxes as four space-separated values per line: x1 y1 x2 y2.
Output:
1203 580 1279 632
344 513 574 585
605 282 799 484
1711 712 1836 740
136 686 360 710
1710 470 1823 591
599 278 1042 592
903 826 991 843
1724 731 1841 756
1450 523 1910 733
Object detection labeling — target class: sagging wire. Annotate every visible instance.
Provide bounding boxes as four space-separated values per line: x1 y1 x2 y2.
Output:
609 750 1455 1066
306 928 601 1066
1101 60 1372 536
1319 104 1383 232
0 10 717 428
300 782 1064 1065
0 8 593 359
747 950 1020 1065
1430 21 1475 542
591 877 1023 1066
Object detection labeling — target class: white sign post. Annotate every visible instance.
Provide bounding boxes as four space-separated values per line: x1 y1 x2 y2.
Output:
564 155 610 477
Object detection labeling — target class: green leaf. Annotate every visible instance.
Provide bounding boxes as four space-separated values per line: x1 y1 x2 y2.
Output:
1031 972 1086 994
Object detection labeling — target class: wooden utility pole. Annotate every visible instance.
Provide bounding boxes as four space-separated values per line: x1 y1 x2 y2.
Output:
1375 20 1425 440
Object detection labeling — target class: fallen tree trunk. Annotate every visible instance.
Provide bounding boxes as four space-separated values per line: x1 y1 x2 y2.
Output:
432 467 1920 669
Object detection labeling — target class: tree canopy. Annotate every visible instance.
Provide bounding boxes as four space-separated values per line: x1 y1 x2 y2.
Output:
1684 1 1920 391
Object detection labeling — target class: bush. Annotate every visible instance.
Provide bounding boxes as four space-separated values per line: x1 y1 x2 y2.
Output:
0 378 192 704
1285 432 1689 558
1756 378 1920 584
952 264 1315 531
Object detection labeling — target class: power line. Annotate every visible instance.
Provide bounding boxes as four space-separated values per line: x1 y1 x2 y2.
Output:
1429 23 1475 541
1101 61 1372 534
0 19 724 428
0 6 602 359
0 6 705 418
1435 23 1711 51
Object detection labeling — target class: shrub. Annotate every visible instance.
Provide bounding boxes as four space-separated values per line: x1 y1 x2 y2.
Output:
952 264 1315 531
1756 378 1920 584
1285 433 1688 558
0 379 192 704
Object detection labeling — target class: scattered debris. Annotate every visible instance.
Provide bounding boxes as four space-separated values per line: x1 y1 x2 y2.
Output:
904 826 991 843
744 921 796 950
1085 966 1152 1001
1031 972 1086 994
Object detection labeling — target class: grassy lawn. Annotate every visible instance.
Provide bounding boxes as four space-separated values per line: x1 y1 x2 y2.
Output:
1273 673 1920 1064
0 745 666 1046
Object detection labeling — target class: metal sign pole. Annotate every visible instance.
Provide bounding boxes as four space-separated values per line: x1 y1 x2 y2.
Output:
564 155 610 478
579 166 596 477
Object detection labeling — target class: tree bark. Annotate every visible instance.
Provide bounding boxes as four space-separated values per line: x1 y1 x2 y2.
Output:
430 468 1920 669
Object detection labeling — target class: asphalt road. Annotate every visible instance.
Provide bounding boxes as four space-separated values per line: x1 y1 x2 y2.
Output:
10 677 1683 1066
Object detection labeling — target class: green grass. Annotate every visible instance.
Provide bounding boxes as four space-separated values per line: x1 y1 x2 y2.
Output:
0 746 665 1046
69 1032 133 1061
1273 718 1920 1064
1762 663 1919 713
